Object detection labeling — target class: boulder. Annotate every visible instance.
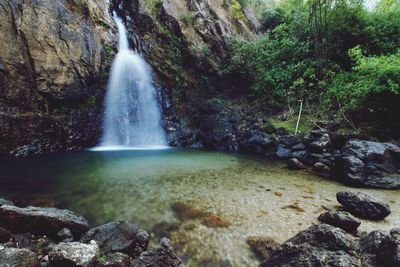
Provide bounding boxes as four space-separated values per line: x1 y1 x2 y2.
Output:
12 233 50 255
376 229 400 267
57 227 74 242
313 162 332 178
276 144 291 159
0 227 11 243
335 140 400 189
261 224 359 267
336 192 391 220
199 112 238 151
318 211 361 232
132 238 185 267
288 158 306 170
0 245 39 267
308 131 331 152
246 236 281 261
239 130 274 154
359 230 390 266
49 241 100 267
0 205 89 238
81 221 149 257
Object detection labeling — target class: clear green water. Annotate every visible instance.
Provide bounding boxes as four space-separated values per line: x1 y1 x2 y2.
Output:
0 148 399 266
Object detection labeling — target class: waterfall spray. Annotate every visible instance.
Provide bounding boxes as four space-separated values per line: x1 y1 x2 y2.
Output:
95 12 167 150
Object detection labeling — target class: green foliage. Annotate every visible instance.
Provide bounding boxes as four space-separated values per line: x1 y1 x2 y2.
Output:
328 47 400 111
225 0 400 137
226 23 317 109
231 0 249 22
179 12 193 27
363 2 400 55
103 44 113 64
258 8 285 32
97 255 108 264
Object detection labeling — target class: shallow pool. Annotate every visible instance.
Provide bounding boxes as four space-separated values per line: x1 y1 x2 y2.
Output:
0 148 399 266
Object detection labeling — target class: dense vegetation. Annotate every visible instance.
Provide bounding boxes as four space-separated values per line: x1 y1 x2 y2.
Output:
225 0 400 139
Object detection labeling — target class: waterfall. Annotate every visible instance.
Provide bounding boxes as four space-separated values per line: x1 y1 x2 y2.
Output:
96 13 167 150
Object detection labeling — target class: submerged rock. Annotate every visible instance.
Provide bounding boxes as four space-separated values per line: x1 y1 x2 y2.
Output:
81 221 149 257
336 191 391 220
201 214 230 228
132 238 185 267
0 245 39 267
171 202 207 220
49 241 100 267
318 211 361 233
0 205 89 238
151 221 180 239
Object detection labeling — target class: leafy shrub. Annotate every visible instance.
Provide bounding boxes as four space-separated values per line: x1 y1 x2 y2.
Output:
258 8 285 32
179 12 192 26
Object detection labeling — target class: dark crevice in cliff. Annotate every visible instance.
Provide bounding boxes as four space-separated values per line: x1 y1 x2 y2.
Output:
18 30 38 96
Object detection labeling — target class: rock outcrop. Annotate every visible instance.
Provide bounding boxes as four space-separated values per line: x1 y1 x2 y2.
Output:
0 0 113 158
335 140 400 189
261 224 359 267
0 245 39 267
0 197 185 267
49 241 100 267
132 238 185 267
81 220 149 257
0 205 89 238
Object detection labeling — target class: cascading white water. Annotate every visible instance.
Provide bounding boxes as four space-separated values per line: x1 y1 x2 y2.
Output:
97 13 167 150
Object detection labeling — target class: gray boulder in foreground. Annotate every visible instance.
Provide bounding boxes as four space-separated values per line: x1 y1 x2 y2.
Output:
0 205 89 238
81 221 149 257
49 241 100 267
132 238 185 267
261 224 359 267
336 191 391 220
0 245 39 267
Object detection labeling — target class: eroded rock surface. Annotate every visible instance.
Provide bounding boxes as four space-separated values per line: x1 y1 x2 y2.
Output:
132 238 185 267
0 0 112 158
0 245 39 267
0 205 89 238
335 140 400 189
49 240 100 267
336 191 391 220
261 224 359 267
81 221 149 257
318 211 361 233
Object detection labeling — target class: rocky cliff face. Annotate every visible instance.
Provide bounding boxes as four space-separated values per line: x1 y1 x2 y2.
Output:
0 0 258 158
115 0 259 147
0 0 117 158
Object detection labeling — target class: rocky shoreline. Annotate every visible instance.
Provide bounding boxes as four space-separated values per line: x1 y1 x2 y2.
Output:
0 198 184 267
1 189 399 267
168 100 400 190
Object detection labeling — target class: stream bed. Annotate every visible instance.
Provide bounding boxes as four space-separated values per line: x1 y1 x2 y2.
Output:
0 148 399 266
